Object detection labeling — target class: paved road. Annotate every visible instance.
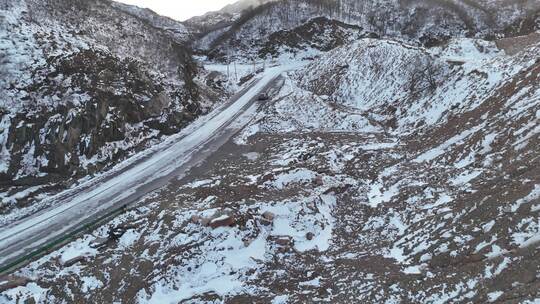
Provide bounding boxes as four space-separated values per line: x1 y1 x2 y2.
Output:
0 67 285 269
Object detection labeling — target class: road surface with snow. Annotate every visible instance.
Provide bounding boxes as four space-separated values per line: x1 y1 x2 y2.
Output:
0 67 286 270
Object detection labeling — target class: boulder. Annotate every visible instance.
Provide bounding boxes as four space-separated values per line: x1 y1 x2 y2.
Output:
313 175 324 186
63 256 86 267
190 215 201 224
260 211 275 225
209 214 236 229
274 236 294 246
0 276 30 292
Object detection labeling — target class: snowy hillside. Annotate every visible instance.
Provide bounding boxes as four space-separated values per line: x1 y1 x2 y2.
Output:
111 1 191 42
195 0 540 57
291 38 518 131
1 0 540 303
3 35 539 302
0 0 224 216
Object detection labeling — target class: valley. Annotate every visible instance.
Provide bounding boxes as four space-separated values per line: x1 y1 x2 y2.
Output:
0 0 539 303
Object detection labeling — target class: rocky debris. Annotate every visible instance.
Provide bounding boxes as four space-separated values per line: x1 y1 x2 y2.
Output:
190 214 201 224
313 175 324 187
272 236 295 253
429 253 487 269
193 210 239 229
260 211 275 226
89 237 109 250
209 214 236 229
107 224 137 241
0 276 30 293
306 232 315 241
323 184 353 195
62 256 86 267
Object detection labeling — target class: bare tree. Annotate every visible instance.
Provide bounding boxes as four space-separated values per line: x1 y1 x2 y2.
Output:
408 57 442 96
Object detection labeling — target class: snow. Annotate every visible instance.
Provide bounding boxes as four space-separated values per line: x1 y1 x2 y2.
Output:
80 276 104 293
1 282 48 303
367 182 400 207
265 195 336 253
422 193 454 210
211 214 230 223
135 191 337 302
59 237 98 264
299 277 321 287
0 65 294 265
487 291 503 302
184 179 214 188
268 169 317 190
403 265 422 274
414 125 484 163
450 170 483 186
118 229 140 248
243 152 260 161
511 185 540 213
271 295 290 304
141 275 243 304
0 115 11 173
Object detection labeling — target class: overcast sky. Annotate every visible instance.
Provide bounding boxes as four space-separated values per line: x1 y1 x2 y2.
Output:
116 0 239 21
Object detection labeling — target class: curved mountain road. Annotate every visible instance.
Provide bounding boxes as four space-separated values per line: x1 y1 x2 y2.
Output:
0 67 287 271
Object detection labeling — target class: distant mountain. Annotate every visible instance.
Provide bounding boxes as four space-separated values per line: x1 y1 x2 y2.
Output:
193 0 540 58
184 0 276 47
220 0 276 14
110 1 191 42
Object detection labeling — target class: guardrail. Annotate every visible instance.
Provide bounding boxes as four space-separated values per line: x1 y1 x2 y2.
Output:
0 204 129 275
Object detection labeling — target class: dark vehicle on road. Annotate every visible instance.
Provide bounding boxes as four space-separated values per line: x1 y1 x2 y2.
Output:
258 93 269 101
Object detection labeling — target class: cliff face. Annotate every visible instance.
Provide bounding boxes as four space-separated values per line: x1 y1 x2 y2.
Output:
192 0 540 57
0 0 221 212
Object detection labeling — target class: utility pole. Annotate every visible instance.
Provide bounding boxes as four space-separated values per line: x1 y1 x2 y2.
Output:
234 60 238 82
226 47 230 83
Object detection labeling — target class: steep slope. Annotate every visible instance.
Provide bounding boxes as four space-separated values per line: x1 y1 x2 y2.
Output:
185 0 275 46
110 1 191 42
198 0 540 57
208 16 377 61
291 37 514 132
2 38 539 303
0 0 222 215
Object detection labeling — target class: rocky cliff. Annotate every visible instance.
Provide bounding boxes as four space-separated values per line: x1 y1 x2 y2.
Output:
0 0 223 213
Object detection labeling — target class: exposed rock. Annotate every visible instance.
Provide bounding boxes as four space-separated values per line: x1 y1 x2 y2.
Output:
274 236 294 247
209 214 236 229
200 217 211 227
0 276 30 293
62 256 86 267
313 175 324 187
190 215 201 224
262 211 275 221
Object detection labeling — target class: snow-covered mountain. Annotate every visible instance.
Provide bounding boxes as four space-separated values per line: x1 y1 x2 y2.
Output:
1 0 540 303
0 0 223 213
195 0 540 58
184 0 275 49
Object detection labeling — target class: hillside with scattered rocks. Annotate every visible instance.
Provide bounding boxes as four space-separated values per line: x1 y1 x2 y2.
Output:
1 0 539 303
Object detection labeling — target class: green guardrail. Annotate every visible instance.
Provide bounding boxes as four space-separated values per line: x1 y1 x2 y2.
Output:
0 204 128 275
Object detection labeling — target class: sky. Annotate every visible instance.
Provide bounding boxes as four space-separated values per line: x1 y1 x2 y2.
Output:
116 0 239 21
